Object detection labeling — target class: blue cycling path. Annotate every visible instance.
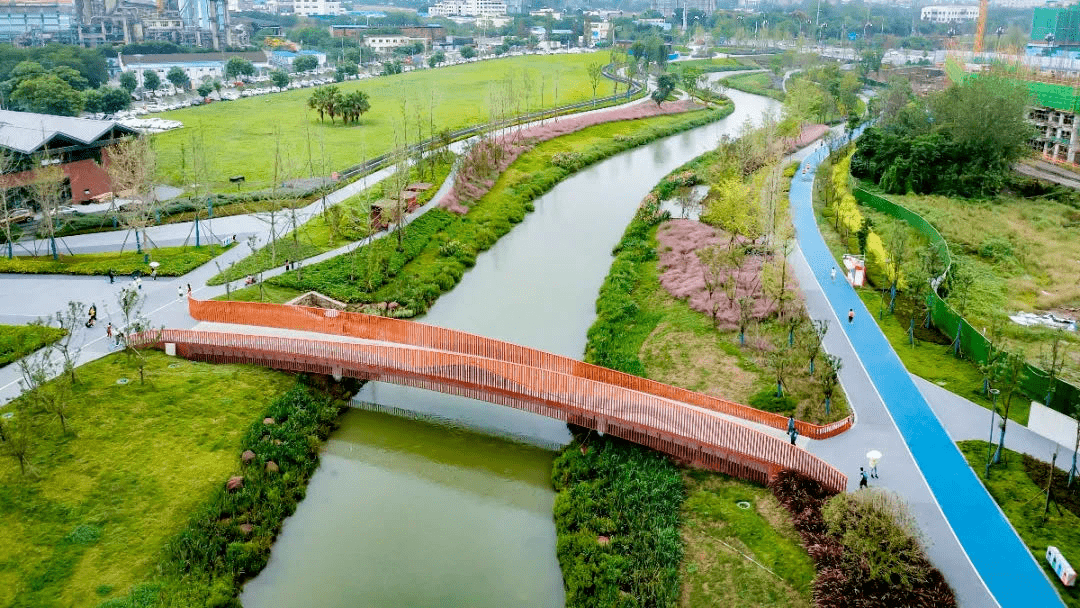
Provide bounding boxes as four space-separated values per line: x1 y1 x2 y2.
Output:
790 141 1064 608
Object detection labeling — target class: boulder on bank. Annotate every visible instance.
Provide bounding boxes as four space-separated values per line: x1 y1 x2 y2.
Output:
226 476 244 492
241 449 256 463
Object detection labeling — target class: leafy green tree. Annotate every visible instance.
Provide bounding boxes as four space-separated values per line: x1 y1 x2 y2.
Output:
586 61 603 103
651 73 677 107
196 81 213 97
119 71 138 94
10 74 83 115
428 51 446 69
166 66 189 91
224 57 255 81
293 55 319 73
50 65 88 90
929 73 1033 170
271 69 290 88
82 87 104 113
340 90 371 123
460 46 476 60
142 70 161 92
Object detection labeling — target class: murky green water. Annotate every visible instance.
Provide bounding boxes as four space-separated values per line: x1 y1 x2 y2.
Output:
242 86 780 608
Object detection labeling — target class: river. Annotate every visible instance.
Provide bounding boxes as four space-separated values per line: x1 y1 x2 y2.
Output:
240 83 780 608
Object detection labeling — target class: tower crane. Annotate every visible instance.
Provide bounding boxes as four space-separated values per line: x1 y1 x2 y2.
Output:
974 0 990 52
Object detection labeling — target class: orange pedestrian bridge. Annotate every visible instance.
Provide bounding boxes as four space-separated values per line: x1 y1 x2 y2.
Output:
133 299 853 494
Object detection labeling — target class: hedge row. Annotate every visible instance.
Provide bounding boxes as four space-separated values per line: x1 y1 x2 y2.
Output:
0 244 232 277
0 324 66 367
99 376 359 608
268 105 734 315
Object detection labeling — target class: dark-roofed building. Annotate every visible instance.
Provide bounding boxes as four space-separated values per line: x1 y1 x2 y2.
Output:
0 109 137 205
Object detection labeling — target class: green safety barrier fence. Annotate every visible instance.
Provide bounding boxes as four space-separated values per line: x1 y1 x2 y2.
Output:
853 187 1080 415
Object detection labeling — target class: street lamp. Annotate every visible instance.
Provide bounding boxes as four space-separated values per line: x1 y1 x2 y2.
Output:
985 388 1000 477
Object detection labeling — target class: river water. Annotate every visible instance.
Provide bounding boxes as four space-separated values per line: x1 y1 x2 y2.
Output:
241 84 780 608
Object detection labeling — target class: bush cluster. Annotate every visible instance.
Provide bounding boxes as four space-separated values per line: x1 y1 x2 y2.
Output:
768 470 956 608
552 431 684 608
100 376 359 608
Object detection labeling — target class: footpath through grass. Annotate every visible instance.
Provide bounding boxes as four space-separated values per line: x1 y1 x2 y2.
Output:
0 325 66 367
222 106 732 311
0 351 293 608
680 471 814 607
154 53 608 191
958 440 1080 608
0 244 232 277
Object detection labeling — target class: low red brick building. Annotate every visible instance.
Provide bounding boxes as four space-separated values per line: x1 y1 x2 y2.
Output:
0 110 137 206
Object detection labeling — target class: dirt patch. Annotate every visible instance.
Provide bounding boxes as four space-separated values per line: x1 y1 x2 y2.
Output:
639 321 758 403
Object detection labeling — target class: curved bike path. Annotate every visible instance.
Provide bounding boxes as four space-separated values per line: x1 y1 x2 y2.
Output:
791 142 1064 608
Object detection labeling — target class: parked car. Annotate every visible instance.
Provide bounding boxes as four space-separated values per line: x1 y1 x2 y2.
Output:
0 207 32 226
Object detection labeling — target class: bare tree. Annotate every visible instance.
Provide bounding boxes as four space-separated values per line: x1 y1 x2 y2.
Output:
991 350 1027 466
52 300 85 384
799 319 828 375
31 158 67 260
17 349 72 433
116 285 152 384
586 62 603 105
1041 330 1069 408
696 244 728 326
4 415 32 474
0 147 21 259
106 135 159 254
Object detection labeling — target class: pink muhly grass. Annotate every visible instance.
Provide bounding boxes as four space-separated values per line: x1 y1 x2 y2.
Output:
439 100 705 213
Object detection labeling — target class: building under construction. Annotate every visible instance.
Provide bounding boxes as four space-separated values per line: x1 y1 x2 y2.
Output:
0 0 235 48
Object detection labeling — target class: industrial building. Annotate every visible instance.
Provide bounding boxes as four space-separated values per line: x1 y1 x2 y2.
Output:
650 0 716 18
920 5 981 23
117 51 269 85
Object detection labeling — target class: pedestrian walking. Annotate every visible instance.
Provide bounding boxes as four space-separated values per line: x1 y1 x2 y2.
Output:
867 450 882 478
787 414 795 435
285 259 291 271
107 269 115 284
135 277 142 290
106 323 112 340
789 427 798 445
150 268 157 280
847 308 854 324
830 266 837 283
859 467 868 489
178 285 185 299
186 283 192 295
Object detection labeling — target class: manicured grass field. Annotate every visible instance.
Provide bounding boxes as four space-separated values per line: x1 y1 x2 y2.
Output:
153 53 608 190
0 324 66 367
0 244 232 277
680 471 815 607
957 440 1080 608
0 352 293 608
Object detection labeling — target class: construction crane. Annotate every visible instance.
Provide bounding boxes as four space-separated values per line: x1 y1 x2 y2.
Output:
974 0 990 52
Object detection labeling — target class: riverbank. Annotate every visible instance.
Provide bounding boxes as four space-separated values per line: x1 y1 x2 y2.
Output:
0 351 296 607
221 103 734 314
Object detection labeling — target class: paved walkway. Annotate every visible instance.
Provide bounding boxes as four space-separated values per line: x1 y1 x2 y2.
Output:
791 142 1064 608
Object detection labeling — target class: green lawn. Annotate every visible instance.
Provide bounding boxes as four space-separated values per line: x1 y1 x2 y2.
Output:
153 53 609 191
680 471 814 608
0 351 293 608
0 244 232 277
724 71 785 101
0 325 66 367
957 440 1080 608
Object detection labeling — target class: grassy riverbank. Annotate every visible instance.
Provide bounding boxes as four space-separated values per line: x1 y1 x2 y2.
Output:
0 324 66 367
724 71 785 101
207 154 455 286
958 440 1080 608
221 104 734 312
0 244 232 277
154 53 608 191
0 352 293 607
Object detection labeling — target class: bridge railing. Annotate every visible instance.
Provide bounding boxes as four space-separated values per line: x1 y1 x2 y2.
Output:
187 298 854 439
133 328 848 494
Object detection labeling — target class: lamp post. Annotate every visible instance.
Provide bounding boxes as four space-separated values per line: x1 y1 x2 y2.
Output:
985 388 1000 477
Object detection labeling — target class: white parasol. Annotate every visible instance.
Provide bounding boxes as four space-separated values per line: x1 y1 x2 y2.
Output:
866 450 882 461
148 261 161 269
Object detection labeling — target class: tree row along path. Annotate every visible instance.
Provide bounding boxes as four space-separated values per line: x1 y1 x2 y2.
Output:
125 298 851 494
789 138 1065 608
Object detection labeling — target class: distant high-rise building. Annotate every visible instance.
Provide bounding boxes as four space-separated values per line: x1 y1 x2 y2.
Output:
0 0 77 44
650 0 716 18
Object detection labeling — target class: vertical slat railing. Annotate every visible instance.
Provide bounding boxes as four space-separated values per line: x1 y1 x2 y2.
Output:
187 298 854 439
